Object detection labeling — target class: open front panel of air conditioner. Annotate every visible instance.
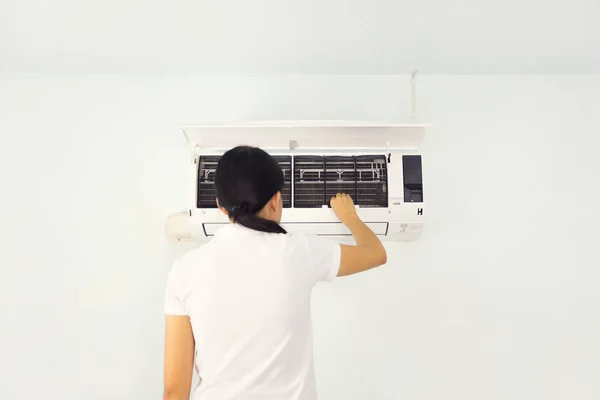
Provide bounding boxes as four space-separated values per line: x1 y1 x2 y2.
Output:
164 122 428 243
196 154 391 210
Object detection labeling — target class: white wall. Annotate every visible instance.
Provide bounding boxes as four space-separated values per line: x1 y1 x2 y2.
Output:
0 74 599 400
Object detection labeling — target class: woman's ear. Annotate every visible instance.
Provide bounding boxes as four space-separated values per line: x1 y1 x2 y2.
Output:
216 198 229 217
269 192 282 211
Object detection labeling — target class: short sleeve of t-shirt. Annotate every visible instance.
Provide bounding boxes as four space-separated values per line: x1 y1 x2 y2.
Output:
164 262 187 316
301 235 342 283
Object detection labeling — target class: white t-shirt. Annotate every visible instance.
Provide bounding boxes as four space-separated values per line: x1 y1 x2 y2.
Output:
164 223 341 400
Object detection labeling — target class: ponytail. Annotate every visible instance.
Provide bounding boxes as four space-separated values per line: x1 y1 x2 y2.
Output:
231 210 287 234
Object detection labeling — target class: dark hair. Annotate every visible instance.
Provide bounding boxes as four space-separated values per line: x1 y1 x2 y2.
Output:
215 146 287 234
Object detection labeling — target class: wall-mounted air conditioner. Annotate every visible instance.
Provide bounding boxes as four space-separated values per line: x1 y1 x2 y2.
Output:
165 121 429 242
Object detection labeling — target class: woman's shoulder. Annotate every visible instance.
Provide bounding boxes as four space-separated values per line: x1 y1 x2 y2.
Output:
172 240 217 273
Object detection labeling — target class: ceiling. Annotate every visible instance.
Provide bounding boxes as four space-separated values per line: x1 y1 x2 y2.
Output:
1 0 599 74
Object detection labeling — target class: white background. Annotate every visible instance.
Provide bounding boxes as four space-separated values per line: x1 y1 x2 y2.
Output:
1 74 599 399
1 0 599 74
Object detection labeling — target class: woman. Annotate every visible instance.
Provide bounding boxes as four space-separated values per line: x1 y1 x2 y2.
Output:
163 146 387 400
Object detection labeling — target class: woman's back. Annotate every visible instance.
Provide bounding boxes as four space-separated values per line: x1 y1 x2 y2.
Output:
165 223 340 400
163 146 386 400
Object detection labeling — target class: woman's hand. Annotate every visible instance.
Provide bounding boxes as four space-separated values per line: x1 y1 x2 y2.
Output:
330 193 359 226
